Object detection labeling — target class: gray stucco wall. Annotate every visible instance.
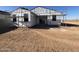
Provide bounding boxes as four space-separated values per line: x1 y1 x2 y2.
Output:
0 14 13 29
30 13 37 26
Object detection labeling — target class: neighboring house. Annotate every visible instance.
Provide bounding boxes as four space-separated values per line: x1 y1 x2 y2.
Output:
10 7 65 27
0 11 11 28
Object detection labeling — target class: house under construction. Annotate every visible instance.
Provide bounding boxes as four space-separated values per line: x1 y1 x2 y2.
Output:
10 7 65 27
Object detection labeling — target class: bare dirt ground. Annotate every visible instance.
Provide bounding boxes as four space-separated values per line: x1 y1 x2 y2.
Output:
0 26 79 52
64 20 79 25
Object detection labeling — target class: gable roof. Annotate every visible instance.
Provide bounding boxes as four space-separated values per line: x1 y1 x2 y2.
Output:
10 7 30 13
31 6 65 16
31 6 56 11
10 6 66 16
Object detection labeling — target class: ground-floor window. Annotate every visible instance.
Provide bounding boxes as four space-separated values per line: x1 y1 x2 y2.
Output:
52 15 56 21
24 14 28 22
13 15 16 22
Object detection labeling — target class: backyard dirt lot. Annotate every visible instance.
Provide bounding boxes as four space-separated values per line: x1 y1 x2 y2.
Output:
64 20 79 25
0 26 79 52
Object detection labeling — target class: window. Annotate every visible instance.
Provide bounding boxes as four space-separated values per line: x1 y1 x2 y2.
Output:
24 14 28 22
52 15 56 21
48 16 52 19
13 15 16 22
24 17 28 22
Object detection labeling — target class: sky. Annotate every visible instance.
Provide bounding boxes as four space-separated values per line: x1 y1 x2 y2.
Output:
0 6 79 20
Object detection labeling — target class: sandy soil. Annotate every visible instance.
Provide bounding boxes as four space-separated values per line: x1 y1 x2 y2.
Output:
64 20 79 25
0 27 79 52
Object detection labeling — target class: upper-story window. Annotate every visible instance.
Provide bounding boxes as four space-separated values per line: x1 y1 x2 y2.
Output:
13 15 16 22
24 14 28 22
52 15 56 21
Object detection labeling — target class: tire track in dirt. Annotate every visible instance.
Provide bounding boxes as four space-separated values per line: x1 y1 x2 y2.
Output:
32 29 79 48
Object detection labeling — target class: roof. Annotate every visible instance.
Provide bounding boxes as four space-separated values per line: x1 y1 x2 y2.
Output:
10 7 29 13
10 6 66 16
0 10 10 15
31 6 65 16
18 7 28 10
31 6 56 11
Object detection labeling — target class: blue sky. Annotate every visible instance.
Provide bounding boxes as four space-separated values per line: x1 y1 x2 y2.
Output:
0 6 79 20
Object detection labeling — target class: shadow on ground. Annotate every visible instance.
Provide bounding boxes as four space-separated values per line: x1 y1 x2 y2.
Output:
30 24 60 29
61 23 79 27
31 23 79 29
0 26 18 34
0 23 79 34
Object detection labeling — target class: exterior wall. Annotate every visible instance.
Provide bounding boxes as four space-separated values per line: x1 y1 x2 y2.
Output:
31 7 63 26
47 15 61 25
11 8 34 27
30 13 37 26
0 14 12 28
34 15 61 25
